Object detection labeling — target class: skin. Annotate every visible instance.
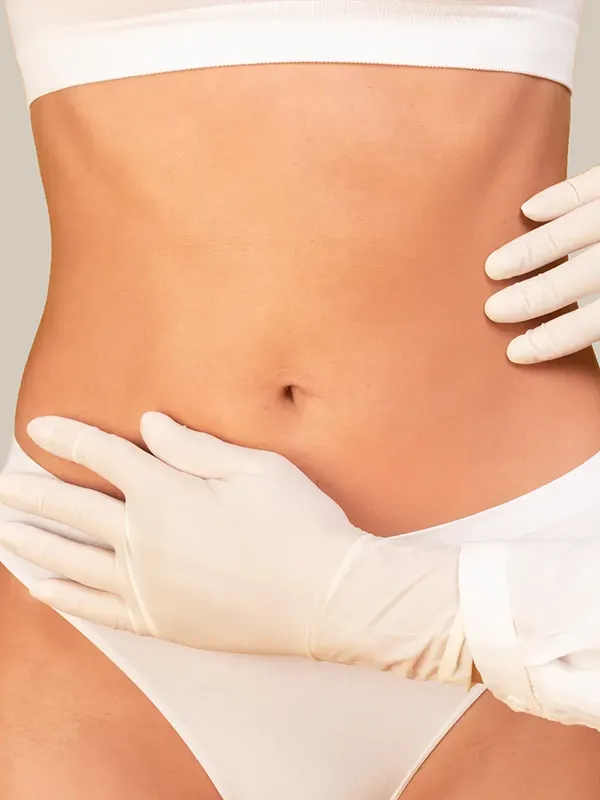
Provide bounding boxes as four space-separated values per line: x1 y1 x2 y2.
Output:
2 63 600 797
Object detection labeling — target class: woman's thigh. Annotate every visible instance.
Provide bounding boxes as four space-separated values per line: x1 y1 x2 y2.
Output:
403 680 600 799
0 565 221 800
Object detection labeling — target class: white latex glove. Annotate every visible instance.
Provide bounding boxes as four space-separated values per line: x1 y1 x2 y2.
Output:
484 165 600 364
0 413 472 685
4 415 600 730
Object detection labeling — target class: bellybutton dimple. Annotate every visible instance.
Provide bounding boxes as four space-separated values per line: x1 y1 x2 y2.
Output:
282 385 296 403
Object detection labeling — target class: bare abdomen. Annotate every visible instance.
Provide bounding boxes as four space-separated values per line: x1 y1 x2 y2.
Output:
4 62 600 798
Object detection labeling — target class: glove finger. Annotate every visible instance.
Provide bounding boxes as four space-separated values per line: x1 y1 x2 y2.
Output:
140 411 270 478
30 578 139 633
0 522 120 593
521 165 600 221
485 198 600 280
485 243 600 323
506 298 600 364
26 417 163 493
0 474 124 546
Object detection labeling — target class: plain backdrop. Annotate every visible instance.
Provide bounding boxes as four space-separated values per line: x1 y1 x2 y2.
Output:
1 6 599 463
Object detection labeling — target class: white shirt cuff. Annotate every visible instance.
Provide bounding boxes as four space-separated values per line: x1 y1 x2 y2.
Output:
458 541 541 715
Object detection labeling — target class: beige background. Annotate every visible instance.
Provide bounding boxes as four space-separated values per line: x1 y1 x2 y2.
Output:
1 5 599 463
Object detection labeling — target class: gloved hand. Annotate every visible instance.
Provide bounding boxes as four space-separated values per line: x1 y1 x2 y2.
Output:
4 414 600 731
484 165 600 364
0 413 471 685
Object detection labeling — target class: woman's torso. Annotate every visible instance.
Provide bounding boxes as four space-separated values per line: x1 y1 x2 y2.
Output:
3 62 600 798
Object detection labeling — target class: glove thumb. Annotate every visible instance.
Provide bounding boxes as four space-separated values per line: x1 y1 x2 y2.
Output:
140 412 262 479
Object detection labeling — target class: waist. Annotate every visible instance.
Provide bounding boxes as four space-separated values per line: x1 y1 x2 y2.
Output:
16 306 600 533
16 63 600 532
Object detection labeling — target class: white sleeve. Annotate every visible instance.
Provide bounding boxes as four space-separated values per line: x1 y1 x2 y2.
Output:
459 538 600 729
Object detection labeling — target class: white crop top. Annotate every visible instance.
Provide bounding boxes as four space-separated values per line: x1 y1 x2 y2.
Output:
5 0 585 105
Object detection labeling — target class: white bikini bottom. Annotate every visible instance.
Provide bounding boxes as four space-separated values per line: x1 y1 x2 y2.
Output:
2 438 599 799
